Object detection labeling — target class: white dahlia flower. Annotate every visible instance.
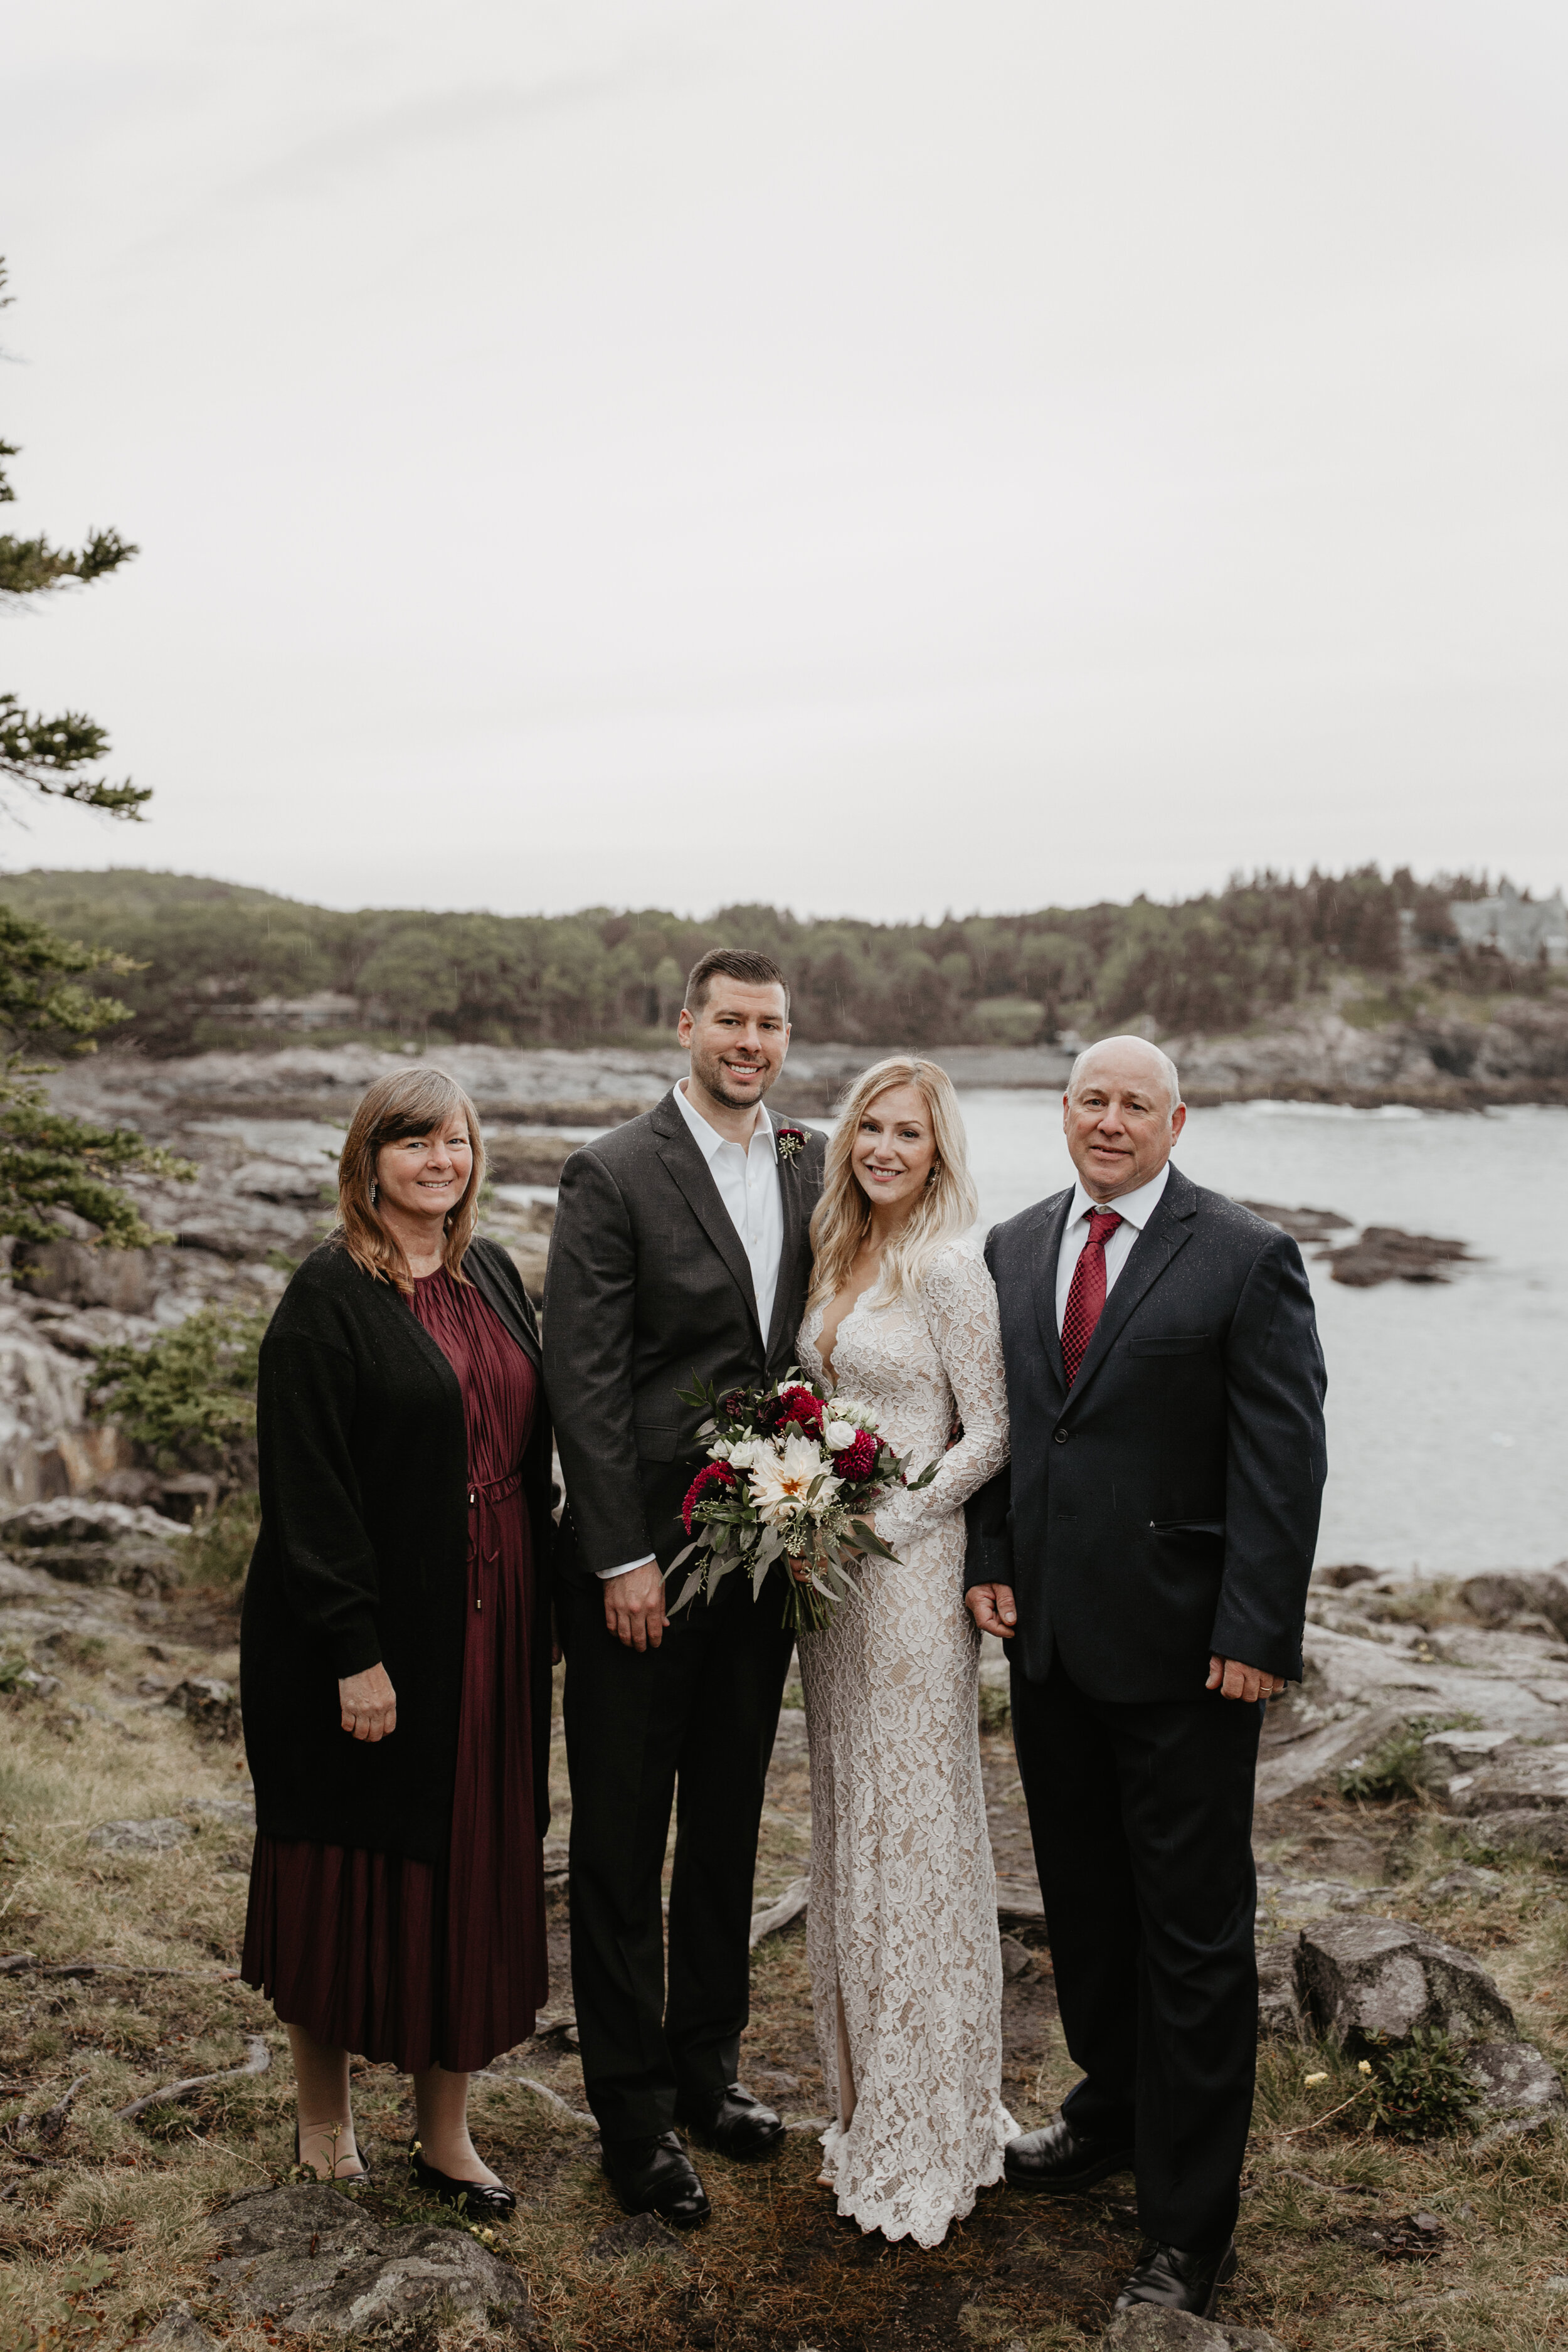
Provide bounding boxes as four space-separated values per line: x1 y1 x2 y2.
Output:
749 1429 840 1525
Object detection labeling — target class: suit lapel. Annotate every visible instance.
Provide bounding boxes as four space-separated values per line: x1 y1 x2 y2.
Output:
1065 1166 1197 1407
651 1093 765 1347
765 1135 810 1364
1029 1190 1073 1394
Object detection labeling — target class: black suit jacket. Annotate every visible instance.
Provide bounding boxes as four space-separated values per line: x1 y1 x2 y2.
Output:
965 1165 1327 1703
543 1090 827 1587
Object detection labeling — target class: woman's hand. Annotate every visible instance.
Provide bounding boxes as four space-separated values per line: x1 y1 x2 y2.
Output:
339 1663 397 1742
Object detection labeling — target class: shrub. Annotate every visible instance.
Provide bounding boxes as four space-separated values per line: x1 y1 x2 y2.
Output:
1360 2027 1479 2139
89 1300 266 1492
1338 1712 1482 1801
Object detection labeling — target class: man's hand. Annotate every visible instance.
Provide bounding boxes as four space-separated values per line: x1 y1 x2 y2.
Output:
339 1663 397 1741
1207 1655 1286 1703
606 1559 669 1651
965 1582 1017 1640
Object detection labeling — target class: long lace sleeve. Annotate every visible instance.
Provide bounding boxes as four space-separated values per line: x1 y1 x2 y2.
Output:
882 1242 1010 1528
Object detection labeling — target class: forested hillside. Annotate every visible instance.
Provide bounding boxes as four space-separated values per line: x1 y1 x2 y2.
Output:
0 865 1540 1056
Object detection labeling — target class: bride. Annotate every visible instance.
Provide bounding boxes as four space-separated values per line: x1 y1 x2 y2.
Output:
796 1056 1015 2247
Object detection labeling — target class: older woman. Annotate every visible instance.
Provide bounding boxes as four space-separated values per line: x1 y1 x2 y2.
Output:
240 1067 553 2218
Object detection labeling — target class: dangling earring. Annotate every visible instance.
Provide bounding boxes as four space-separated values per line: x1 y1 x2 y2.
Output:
926 1165 940 1187
370 1179 379 1207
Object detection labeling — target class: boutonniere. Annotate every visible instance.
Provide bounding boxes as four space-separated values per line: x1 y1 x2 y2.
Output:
775 1126 807 1166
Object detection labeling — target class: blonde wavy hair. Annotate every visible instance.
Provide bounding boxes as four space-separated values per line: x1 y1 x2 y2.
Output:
807 1056 978 1312
336 1067 486 1292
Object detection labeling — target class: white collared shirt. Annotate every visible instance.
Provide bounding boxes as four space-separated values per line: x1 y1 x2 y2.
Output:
601 1080 786 1581
1054 1160 1172 1333
670 1079 785 1343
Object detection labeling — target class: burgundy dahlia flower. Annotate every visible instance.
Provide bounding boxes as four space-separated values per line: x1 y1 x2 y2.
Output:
833 1428 879 1483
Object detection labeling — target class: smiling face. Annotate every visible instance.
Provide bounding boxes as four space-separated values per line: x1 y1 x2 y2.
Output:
850 1083 938 1221
679 978 790 1114
1062 1039 1185 1201
374 1120 475 1229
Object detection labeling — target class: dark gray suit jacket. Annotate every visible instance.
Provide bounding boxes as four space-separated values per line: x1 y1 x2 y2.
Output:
965 1164 1327 1702
543 1090 827 1588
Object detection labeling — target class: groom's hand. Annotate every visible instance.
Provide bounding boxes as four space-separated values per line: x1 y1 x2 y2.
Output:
965 1582 1017 1640
1207 1654 1286 1703
606 1560 669 1651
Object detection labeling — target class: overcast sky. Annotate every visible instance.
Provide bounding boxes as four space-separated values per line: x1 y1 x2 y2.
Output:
3 1 1565 921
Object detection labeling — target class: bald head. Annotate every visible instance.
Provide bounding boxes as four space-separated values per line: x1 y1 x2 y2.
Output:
1068 1035 1182 1112
1062 1034 1185 1201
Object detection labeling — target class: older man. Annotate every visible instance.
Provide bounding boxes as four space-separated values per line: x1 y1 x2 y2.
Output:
965 1036 1325 2320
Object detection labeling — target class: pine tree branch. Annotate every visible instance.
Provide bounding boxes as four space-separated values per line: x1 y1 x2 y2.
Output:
0 694 151 818
0 527 137 595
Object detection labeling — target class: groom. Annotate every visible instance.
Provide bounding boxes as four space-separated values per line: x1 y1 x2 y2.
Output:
965 1035 1325 2319
543 948 827 2227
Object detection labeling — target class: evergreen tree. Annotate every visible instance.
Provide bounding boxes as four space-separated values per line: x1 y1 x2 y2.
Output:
0 260 182 1252
0 259 147 816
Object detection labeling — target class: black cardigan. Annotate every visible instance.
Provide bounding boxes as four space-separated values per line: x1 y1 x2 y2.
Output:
239 1234 554 1863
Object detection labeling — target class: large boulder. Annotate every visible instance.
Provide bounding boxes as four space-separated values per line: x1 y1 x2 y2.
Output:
211 2183 529 2337
1300 1915 1515 2047
1459 1568 1568 1639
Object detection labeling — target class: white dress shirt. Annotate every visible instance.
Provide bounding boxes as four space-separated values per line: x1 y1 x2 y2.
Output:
1054 1160 1172 1333
601 1081 787 1581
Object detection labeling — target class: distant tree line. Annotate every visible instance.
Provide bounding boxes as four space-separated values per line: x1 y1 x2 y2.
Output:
0 864 1550 1057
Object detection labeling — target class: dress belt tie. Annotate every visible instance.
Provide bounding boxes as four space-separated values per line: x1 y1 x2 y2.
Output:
467 1467 524 1507
467 1468 524 1609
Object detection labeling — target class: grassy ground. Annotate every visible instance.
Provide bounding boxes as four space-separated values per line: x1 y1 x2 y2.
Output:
1 1601 1565 2350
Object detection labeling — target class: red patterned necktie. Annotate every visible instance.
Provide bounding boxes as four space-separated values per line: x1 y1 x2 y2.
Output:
1061 1209 1124 1388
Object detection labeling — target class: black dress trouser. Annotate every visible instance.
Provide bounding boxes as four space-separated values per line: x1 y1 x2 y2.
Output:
562 1570 795 2144
1010 1656 1264 2253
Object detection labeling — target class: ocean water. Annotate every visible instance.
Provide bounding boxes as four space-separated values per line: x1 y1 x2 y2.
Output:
951 1092 1568 1580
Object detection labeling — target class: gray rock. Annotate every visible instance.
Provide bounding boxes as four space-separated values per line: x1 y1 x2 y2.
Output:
165 1678 241 1739
1463 1810 1568 1865
211 2183 528 2336
1447 1745 1568 1818
1256 1936 1306 2039
1424 1867 1504 1902
1300 1915 1515 2047
0 1498 189 1549
139 2304 219 2349
1460 1568 1568 1640
1465 2040 1566 2116
1100 2309 1285 2349
185 1797 257 1825
230 1159 334 1202
586 2211 693 2264
88 1817 193 1853
999 1934 1037 1981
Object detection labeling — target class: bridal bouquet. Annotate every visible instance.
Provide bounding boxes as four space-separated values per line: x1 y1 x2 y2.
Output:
667 1372 938 1634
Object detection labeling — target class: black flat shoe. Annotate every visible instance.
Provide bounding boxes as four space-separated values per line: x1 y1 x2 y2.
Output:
408 2144 517 2220
293 2122 371 2187
1115 2238 1238 2317
1003 2114 1134 2193
601 2132 711 2227
674 2081 785 2160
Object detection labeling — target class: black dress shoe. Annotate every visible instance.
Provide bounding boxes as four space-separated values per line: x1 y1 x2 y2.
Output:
674 2082 785 2159
407 2144 517 2221
1115 2238 1238 2317
601 2132 711 2228
1003 2113 1135 2193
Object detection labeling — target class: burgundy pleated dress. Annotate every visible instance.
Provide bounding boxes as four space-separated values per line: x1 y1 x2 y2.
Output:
243 1268 549 2073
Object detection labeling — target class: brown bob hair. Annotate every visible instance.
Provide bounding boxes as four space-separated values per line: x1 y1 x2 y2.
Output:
336 1067 486 1291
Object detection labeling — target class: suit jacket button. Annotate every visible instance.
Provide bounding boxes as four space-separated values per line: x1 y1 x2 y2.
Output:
1053 1426 1069 1444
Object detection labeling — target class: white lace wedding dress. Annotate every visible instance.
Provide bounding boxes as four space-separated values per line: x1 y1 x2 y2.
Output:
796 1237 1017 2247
